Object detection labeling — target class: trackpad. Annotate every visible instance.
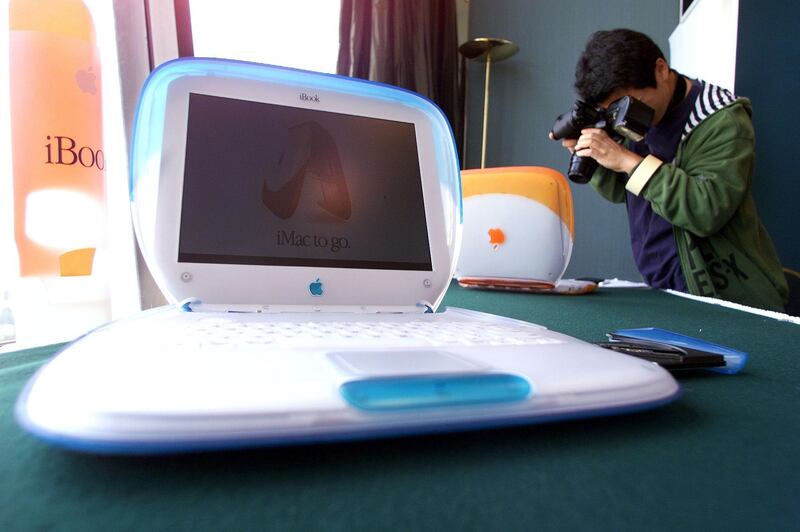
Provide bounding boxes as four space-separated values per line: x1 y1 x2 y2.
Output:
328 350 485 377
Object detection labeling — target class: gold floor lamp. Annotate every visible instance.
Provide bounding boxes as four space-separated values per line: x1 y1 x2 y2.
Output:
459 37 519 168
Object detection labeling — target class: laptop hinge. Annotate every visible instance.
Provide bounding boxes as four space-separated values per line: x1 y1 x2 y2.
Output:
178 298 433 314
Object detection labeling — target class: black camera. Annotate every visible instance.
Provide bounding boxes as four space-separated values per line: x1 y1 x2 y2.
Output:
550 96 654 183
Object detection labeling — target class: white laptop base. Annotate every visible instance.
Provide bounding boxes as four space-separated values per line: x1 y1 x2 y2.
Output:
16 306 678 454
15 59 679 454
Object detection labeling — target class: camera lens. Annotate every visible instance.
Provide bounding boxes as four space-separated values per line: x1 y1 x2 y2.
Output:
567 154 598 183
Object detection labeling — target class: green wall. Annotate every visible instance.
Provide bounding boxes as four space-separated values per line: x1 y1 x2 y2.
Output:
463 2 679 280
736 0 800 270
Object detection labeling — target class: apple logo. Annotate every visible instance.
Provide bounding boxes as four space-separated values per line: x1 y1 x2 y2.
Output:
75 66 97 95
488 227 505 251
309 278 324 297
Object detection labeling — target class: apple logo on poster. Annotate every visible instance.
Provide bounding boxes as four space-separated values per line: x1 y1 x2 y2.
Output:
488 227 506 251
309 278 324 297
75 66 97 95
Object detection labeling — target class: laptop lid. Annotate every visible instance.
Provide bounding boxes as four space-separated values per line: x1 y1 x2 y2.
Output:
130 58 462 312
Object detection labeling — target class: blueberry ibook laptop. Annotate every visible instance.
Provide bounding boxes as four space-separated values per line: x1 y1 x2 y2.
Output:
15 59 680 454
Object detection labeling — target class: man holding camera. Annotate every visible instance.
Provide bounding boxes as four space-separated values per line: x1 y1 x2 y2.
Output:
555 28 788 312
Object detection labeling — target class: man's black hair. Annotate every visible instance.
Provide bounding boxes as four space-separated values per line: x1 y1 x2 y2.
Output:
574 29 665 104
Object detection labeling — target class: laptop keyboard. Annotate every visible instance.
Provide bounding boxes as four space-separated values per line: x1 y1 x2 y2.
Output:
163 318 561 350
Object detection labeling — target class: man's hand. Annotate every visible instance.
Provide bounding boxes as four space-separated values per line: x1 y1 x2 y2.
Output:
574 128 643 174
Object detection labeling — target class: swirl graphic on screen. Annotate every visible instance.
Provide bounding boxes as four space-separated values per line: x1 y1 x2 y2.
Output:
261 121 352 220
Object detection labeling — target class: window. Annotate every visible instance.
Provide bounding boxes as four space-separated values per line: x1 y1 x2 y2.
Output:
188 0 340 73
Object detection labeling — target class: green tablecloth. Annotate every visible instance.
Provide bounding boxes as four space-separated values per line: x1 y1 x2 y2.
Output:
1 285 798 531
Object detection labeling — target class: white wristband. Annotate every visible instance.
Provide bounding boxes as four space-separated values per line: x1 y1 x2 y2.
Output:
626 155 663 196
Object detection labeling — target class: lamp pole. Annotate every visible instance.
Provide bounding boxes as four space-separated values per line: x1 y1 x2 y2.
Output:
459 37 519 169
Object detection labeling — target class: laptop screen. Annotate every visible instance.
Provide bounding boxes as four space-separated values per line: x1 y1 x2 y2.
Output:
177 93 433 271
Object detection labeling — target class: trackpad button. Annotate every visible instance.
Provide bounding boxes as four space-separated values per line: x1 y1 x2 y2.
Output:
339 373 532 411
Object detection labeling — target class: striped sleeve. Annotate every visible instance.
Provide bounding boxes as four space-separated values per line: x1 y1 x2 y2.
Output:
683 82 736 139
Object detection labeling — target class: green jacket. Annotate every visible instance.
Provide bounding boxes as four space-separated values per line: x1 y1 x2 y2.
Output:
590 85 789 312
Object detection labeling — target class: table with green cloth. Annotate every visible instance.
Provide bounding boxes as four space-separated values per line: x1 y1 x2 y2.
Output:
1 284 798 531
